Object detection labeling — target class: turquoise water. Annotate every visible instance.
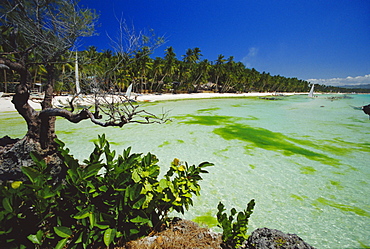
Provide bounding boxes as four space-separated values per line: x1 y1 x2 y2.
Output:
1 94 370 248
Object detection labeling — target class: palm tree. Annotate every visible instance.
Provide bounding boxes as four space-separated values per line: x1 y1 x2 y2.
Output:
181 48 203 92
161 47 178 83
213 54 227 92
193 59 211 92
149 57 164 92
133 48 153 93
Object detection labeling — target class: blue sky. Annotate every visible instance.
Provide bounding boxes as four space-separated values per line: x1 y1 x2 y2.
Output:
78 0 370 86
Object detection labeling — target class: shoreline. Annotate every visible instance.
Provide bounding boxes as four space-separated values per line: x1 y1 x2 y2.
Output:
0 91 354 113
135 92 302 102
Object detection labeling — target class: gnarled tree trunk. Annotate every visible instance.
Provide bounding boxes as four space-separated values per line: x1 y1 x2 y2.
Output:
0 60 62 182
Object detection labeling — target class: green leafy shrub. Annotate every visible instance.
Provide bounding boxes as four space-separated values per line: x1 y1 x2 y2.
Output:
0 134 213 248
217 199 255 248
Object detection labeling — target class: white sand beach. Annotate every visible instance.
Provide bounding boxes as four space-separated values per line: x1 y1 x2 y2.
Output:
0 92 302 112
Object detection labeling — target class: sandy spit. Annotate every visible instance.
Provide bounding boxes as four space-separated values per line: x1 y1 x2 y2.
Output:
0 92 304 112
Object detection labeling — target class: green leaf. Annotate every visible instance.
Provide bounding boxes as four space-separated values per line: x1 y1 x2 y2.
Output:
30 152 47 170
83 163 103 179
89 212 95 228
99 185 108 192
95 222 110 230
54 138 65 148
129 184 142 201
199 162 214 168
143 153 152 167
133 196 146 209
73 230 84 244
27 231 43 245
123 147 132 159
39 187 55 199
130 215 150 224
103 228 116 247
2 198 13 212
21 166 40 183
55 238 68 249
142 193 153 209
132 169 141 183
54 226 72 238
158 179 168 190
73 209 90 219
130 228 140 235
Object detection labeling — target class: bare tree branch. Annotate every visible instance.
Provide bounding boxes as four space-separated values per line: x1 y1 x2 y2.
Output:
40 99 170 127
107 17 166 72
39 107 90 123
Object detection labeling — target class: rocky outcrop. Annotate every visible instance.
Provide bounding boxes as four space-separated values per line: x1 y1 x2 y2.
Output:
243 227 315 249
120 220 316 249
0 135 25 182
123 219 223 249
0 136 64 183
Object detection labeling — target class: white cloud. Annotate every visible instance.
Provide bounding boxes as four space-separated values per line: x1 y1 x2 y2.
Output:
248 47 258 57
241 47 259 68
307 74 370 86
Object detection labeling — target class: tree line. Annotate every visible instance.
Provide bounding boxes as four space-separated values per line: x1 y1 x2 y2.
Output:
3 43 361 95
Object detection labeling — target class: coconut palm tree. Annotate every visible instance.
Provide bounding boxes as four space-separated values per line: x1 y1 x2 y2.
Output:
212 54 227 92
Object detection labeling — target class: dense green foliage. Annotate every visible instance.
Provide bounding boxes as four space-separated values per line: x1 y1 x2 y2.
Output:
217 200 255 248
0 134 213 248
3 43 364 95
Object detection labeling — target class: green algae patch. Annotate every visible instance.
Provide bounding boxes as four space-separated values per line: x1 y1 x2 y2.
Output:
193 213 218 227
213 124 340 165
331 138 370 152
329 180 344 190
159 141 171 147
178 115 235 126
290 137 350 157
0 116 26 127
300 166 316 174
56 130 75 135
245 115 259 121
314 197 370 218
357 240 370 248
159 140 184 148
213 147 230 158
197 107 220 113
332 171 346 175
291 194 308 201
175 113 345 166
249 164 256 169
175 114 257 126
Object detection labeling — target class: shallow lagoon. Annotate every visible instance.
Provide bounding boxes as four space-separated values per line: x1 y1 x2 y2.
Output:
1 94 370 248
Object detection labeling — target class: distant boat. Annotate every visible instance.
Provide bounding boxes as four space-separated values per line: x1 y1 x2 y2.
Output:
308 84 315 98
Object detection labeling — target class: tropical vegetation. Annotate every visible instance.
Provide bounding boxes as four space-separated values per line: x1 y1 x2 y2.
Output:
0 45 308 94
3 43 367 95
0 134 216 248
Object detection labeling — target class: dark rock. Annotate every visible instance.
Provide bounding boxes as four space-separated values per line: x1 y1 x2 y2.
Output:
243 227 315 249
0 135 19 147
362 104 370 116
0 137 64 183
